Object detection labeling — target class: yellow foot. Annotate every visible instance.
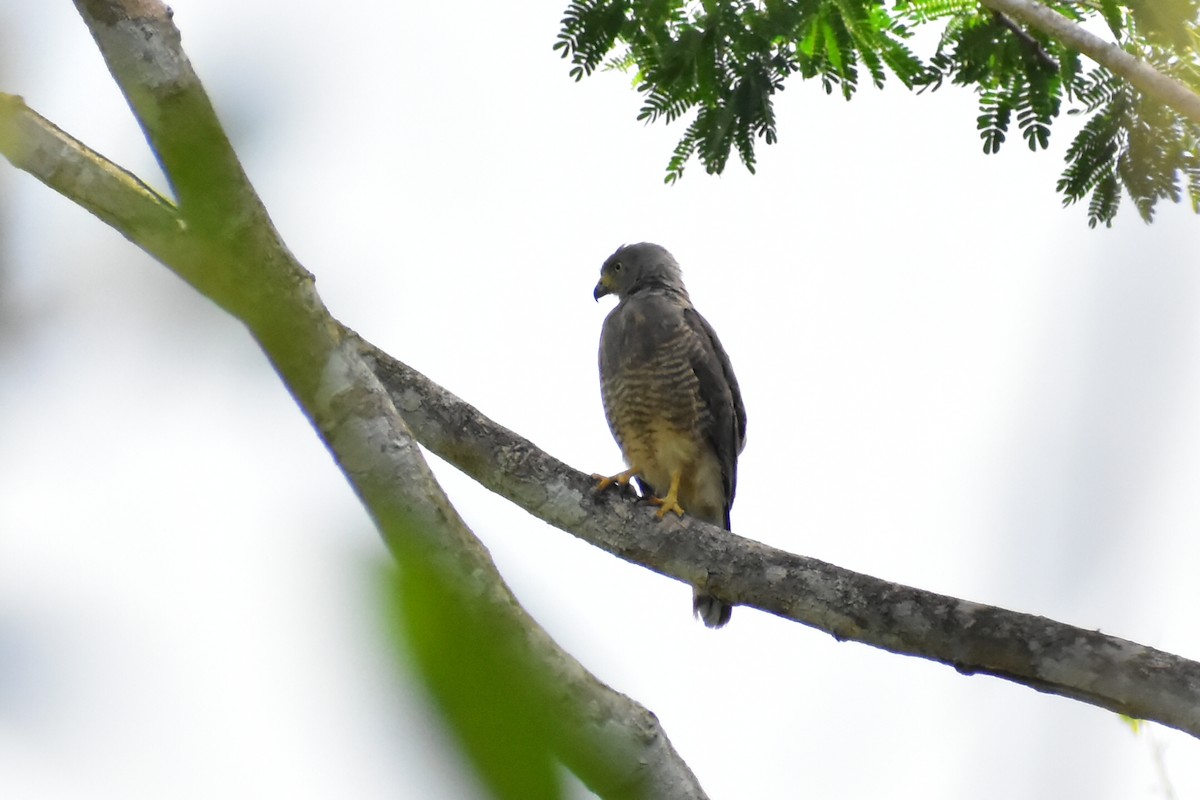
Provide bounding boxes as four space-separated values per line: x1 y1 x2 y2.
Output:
649 494 685 518
592 467 640 492
649 469 685 518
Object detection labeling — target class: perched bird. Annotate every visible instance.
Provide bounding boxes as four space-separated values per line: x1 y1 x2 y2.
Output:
593 243 746 628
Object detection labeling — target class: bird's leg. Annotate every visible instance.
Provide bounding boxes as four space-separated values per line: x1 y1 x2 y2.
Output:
593 467 641 491
649 469 685 518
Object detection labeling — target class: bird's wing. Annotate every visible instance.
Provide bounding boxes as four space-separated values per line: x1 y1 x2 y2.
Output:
683 307 746 520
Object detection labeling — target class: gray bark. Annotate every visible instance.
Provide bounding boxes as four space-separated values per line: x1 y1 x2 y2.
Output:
360 338 1200 740
0 3 713 798
1 6 1197 798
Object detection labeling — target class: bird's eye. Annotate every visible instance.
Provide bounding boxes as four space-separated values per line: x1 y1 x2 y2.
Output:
612 261 622 272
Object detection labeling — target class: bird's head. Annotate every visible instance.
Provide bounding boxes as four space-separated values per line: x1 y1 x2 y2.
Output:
594 242 688 302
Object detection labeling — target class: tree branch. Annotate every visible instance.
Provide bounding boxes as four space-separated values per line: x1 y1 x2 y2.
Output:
1 3 712 797
980 0 1200 124
357 337 1200 740
991 11 1059 72
6 0 1199 782
317 339 709 800
7 61 1199 747
0 94 179 239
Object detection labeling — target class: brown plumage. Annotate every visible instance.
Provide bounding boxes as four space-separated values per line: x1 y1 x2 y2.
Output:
593 243 746 627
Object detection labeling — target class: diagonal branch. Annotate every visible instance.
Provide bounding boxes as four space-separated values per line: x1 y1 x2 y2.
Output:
6 72 1200 742
991 11 1059 72
358 337 1200 740
980 0 1200 124
2 2 712 797
6 0 1199 766
0 94 179 240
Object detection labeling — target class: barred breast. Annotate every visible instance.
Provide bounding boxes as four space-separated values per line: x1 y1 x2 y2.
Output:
598 291 722 522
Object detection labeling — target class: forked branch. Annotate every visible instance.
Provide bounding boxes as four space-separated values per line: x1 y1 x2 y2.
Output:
1 5 1196 785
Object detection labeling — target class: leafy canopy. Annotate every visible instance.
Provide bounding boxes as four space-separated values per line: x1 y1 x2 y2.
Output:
555 0 1200 226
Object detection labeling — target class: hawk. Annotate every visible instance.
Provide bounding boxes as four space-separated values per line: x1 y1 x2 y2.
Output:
593 243 747 628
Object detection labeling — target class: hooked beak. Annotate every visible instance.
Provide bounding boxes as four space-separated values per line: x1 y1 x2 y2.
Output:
593 277 613 301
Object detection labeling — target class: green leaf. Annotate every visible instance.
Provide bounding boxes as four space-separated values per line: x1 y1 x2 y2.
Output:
382 553 565 800
1099 0 1125 40
1118 714 1145 734
557 0 1200 223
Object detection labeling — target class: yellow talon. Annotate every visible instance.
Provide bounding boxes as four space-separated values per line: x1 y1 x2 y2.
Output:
649 470 685 518
593 467 640 492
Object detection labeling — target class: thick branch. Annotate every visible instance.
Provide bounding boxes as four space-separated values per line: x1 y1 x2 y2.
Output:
10 76 1196 743
7 0 1198 773
358 338 1200 739
0 3 713 797
74 0 264 228
318 340 709 800
980 0 1200 124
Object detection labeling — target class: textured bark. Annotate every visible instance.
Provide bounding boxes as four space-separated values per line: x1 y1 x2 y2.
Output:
360 338 1200 739
2 2 1197 788
0 94 178 239
0 3 713 798
981 0 1200 125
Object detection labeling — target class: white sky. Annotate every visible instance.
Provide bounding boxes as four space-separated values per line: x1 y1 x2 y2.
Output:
1 2 1199 799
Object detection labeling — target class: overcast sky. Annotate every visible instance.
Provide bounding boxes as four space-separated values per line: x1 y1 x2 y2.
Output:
2 2 1199 799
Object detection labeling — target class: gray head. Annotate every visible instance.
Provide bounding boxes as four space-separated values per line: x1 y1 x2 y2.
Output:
593 242 688 302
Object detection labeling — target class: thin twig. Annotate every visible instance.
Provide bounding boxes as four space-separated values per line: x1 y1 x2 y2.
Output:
993 11 1060 71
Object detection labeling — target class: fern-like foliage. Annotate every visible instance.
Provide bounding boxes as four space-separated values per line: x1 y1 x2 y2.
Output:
1052 4 1200 225
929 9 1074 155
556 0 934 181
557 0 1200 223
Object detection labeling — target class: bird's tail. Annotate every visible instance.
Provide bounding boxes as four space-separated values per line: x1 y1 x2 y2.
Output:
693 590 732 628
692 505 734 627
